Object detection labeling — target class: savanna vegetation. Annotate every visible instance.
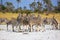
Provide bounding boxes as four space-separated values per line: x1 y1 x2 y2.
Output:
0 0 60 23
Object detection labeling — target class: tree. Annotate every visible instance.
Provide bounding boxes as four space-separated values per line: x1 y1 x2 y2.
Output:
0 0 3 5
23 6 27 13
0 5 6 12
30 0 42 13
57 0 60 12
16 0 21 13
15 7 22 13
5 2 14 12
16 0 21 8
58 0 60 6
0 0 7 12
0 0 3 11
43 0 53 15
37 0 42 13
53 0 60 13
30 0 37 12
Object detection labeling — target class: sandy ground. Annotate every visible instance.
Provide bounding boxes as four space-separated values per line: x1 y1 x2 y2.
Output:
0 30 60 40
0 25 60 40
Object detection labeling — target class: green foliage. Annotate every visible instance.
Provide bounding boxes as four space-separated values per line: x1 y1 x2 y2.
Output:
0 0 60 13
54 8 60 13
16 0 21 2
1 5 6 10
43 0 53 14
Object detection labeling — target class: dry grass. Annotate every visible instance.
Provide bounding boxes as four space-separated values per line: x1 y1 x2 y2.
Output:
0 12 60 23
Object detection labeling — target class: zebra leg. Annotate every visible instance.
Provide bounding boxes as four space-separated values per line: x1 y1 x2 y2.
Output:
31 25 33 32
28 24 31 32
19 24 21 30
12 25 14 32
7 23 8 31
29 24 34 32
55 26 58 29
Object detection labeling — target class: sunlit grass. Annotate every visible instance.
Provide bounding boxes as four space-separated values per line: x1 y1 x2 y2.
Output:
0 12 60 23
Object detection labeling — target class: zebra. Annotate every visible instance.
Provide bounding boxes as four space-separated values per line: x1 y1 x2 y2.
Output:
29 14 42 32
0 18 6 24
50 16 58 29
3 13 23 32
